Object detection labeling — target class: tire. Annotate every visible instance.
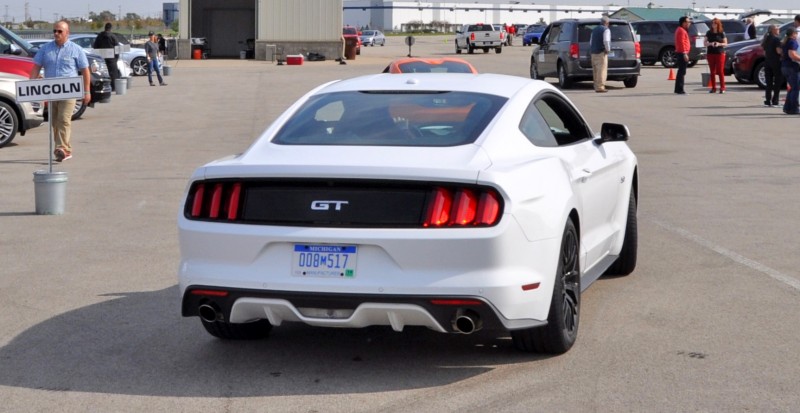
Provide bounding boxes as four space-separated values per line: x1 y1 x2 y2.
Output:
495 46 502 54
687 60 698 68
754 61 766 89
512 219 580 354
71 100 86 121
623 76 638 88
659 47 676 68
201 318 273 340
455 40 462 54
605 190 638 276
529 59 540 80
131 57 148 76
557 62 573 89
0 101 19 148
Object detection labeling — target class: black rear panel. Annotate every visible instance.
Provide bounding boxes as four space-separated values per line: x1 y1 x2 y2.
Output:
243 182 428 226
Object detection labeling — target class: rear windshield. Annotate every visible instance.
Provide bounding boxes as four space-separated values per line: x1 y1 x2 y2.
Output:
468 25 493 32
272 91 506 147
578 23 635 42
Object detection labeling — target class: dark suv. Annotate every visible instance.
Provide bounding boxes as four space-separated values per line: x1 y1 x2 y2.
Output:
529 18 641 89
631 20 708 68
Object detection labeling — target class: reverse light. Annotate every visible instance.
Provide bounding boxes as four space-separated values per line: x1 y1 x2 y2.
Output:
190 289 230 297
430 299 483 306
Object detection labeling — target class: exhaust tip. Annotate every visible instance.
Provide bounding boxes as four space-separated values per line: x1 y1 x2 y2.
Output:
452 309 482 334
199 303 221 323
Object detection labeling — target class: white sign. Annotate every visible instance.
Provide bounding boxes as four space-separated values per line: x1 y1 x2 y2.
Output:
15 77 84 103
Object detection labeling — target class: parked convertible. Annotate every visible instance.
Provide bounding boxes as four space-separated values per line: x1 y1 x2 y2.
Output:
178 73 638 354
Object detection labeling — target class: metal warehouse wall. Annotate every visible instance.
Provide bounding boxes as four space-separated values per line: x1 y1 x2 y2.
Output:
260 0 342 41
178 0 344 61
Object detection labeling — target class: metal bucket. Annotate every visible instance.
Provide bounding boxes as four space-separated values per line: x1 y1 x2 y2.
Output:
114 78 127 95
701 73 710 87
163 65 172 76
33 170 68 215
125 76 133 88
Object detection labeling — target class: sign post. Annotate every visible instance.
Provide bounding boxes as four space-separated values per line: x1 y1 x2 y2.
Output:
405 35 415 57
16 77 84 214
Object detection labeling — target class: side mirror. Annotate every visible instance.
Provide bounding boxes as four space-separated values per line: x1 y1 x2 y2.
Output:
597 123 630 144
8 43 22 55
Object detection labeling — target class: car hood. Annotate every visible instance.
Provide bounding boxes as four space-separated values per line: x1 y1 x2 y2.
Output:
198 144 492 183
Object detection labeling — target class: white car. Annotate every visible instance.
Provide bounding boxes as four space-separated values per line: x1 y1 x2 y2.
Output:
0 72 44 147
68 34 142 76
177 73 638 354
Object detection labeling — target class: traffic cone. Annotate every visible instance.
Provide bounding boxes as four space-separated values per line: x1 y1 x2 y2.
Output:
667 68 676 81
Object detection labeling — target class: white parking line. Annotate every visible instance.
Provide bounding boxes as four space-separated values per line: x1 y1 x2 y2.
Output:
650 218 800 291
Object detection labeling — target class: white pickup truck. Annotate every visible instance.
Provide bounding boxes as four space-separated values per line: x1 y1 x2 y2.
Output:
455 23 505 54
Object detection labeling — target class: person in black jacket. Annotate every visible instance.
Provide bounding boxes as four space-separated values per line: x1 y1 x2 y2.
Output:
762 25 783 107
92 22 120 91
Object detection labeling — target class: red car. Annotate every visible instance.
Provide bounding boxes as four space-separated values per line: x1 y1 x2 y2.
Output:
732 42 786 90
383 57 478 74
0 55 36 77
342 26 362 56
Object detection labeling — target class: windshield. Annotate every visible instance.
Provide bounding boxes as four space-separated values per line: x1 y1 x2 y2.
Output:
527 25 546 33
272 91 506 147
0 25 35 55
362 31 375 36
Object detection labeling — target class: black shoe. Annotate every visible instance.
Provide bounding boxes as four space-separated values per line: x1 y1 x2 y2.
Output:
159 83 167 86
675 91 687 95
150 83 155 86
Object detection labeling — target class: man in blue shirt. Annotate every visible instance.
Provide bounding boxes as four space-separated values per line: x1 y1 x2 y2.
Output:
590 16 611 93
29 20 91 162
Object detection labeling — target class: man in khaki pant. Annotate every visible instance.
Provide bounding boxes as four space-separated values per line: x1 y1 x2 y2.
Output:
590 16 611 93
29 20 92 161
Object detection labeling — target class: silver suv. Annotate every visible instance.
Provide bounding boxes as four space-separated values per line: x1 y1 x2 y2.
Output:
529 18 641 89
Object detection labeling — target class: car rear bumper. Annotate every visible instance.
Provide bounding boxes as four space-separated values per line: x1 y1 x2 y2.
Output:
178 216 562 331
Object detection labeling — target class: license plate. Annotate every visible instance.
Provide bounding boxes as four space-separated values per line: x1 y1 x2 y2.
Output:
292 244 357 278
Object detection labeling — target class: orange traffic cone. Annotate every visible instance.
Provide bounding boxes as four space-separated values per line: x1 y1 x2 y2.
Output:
667 68 676 81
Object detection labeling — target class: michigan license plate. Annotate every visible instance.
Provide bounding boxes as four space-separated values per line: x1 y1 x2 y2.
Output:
292 244 357 278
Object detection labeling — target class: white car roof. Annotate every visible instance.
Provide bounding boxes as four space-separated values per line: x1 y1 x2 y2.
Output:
318 73 554 99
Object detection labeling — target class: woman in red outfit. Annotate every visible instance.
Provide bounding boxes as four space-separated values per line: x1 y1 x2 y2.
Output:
704 18 728 93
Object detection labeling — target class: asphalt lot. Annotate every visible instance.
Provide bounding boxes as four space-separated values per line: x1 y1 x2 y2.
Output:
1 36 799 412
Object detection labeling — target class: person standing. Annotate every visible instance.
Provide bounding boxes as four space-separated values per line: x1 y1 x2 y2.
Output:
92 22 119 91
744 18 756 40
762 24 783 107
704 18 727 94
674 16 692 95
781 28 800 114
590 16 611 93
29 20 91 162
157 33 167 61
145 31 167 86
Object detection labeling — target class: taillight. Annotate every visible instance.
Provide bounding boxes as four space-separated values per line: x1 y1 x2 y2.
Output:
188 181 243 221
470 32 475 41
569 43 579 59
635 42 641 60
423 187 501 227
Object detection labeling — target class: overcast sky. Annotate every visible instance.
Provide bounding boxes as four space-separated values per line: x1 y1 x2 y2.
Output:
4 1 796 24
